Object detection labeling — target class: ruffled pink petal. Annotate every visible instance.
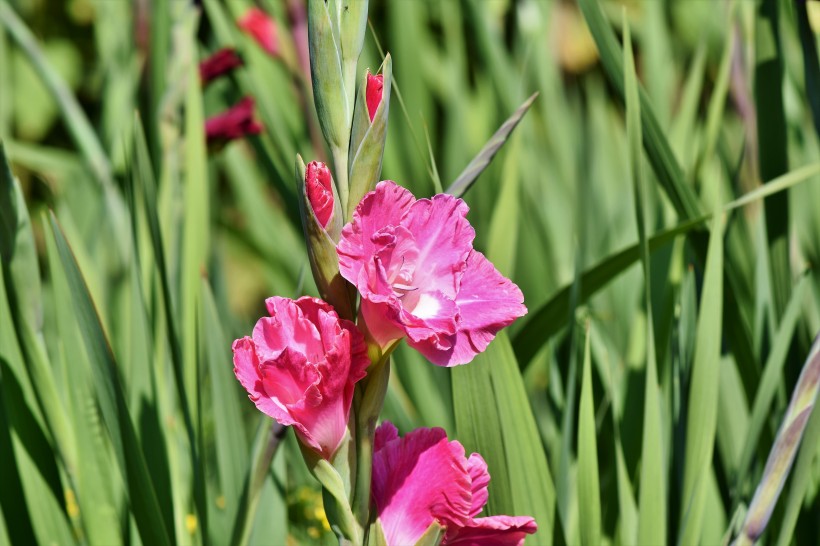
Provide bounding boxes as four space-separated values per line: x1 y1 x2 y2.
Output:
401 194 474 298
452 250 525 355
339 318 370 385
372 424 473 546
338 181 416 297
259 347 319 405
443 515 538 546
232 337 297 428
234 296 368 459
465 453 490 518
258 297 323 361
414 250 526 366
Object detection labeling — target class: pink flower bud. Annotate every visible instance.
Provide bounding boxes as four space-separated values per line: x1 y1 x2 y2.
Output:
366 72 384 123
238 7 280 58
305 161 334 229
371 422 537 546
233 297 369 459
199 48 243 86
205 97 263 145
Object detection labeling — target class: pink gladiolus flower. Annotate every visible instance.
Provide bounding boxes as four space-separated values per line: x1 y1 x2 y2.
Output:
199 48 243 85
205 97 263 145
238 7 280 58
232 297 369 459
372 422 537 546
306 161 334 229
366 72 384 123
337 181 526 366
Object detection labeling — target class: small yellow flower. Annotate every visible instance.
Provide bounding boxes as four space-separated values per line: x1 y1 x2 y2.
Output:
185 514 197 535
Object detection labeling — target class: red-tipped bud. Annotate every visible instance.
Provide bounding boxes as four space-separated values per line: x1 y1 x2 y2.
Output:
199 48 243 85
366 73 384 123
305 161 334 228
238 7 280 58
205 97 263 146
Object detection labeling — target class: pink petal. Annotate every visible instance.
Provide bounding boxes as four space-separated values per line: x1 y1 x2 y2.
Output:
338 318 371 386
372 425 472 546
398 290 459 343
443 516 538 546
338 181 416 294
257 297 323 362
233 297 368 459
413 250 526 366
232 337 298 429
465 453 490 518
258 347 318 406
360 298 409 348
453 250 526 351
401 193 474 299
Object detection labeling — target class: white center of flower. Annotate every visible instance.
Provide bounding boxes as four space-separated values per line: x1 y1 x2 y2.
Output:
412 292 441 319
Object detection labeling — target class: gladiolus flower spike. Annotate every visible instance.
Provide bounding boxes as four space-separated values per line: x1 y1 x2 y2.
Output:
232 296 369 460
337 181 527 366
372 422 537 546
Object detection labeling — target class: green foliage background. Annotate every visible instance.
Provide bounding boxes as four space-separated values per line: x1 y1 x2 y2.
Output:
2 0 820 544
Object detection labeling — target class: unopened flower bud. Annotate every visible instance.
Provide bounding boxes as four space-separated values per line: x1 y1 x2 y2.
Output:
306 161 334 229
366 73 384 123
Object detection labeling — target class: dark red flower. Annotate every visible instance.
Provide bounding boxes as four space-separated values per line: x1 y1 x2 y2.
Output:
199 48 243 86
205 97 263 145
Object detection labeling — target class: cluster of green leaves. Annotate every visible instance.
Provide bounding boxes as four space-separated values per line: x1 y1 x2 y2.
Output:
2 0 820 545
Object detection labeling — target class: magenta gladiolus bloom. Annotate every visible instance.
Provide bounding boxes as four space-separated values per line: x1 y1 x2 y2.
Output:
366 72 384 123
372 422 537 546
232 297 369 459
306 161 334 229
238 7 280 58
337 181 526 366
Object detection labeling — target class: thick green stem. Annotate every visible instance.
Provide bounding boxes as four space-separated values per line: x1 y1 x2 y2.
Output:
352 353 392 532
